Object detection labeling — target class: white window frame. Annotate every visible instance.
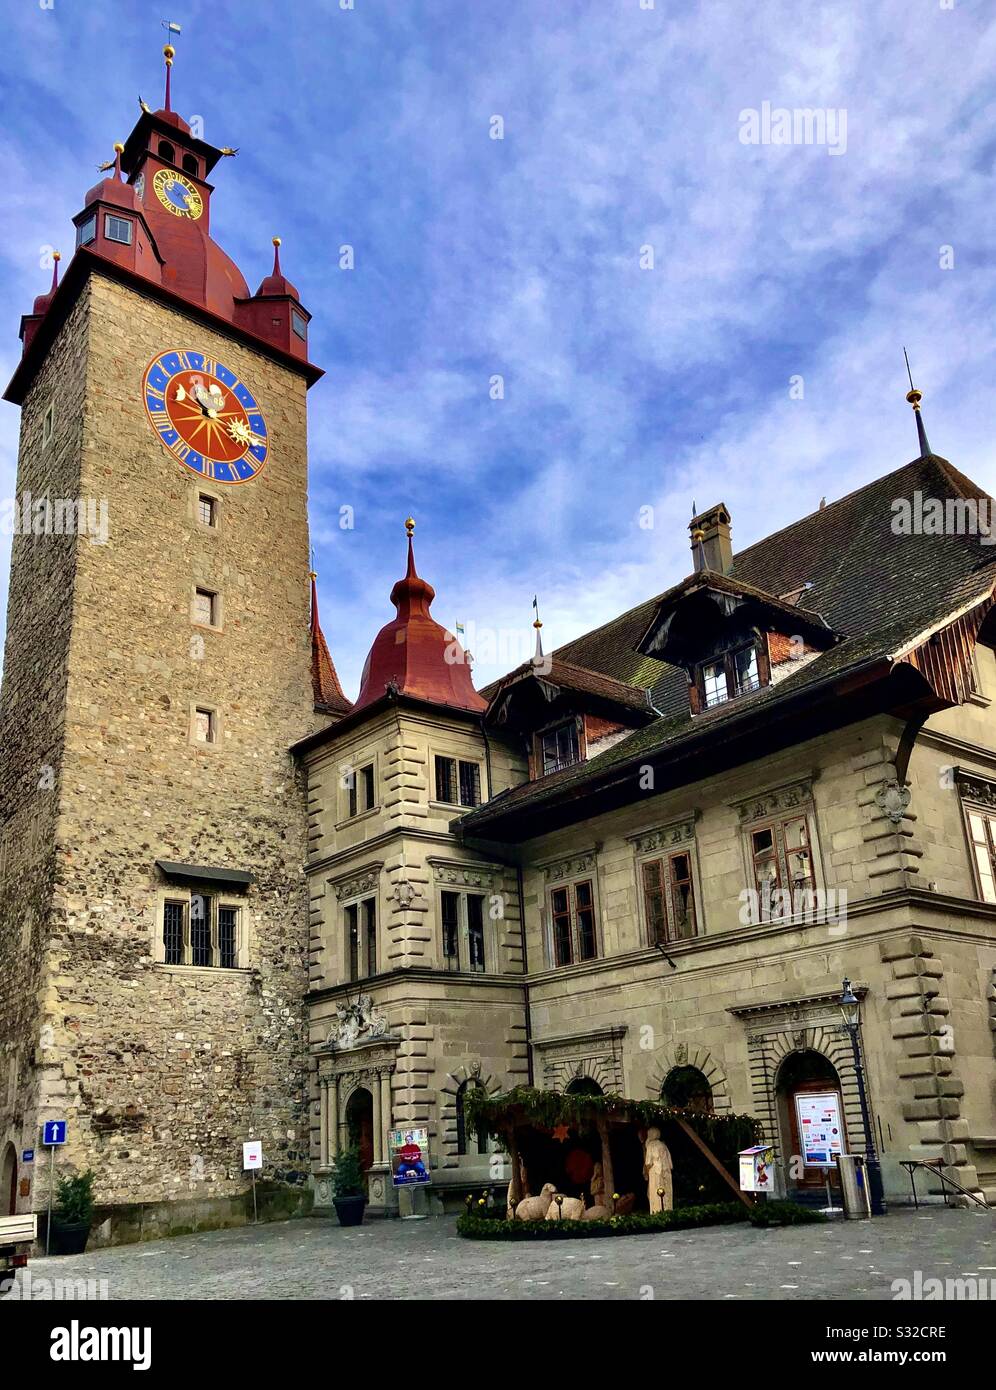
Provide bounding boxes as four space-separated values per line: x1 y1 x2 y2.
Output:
437 886 489 973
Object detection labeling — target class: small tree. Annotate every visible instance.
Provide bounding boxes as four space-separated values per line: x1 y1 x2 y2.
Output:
54 1169 96 1225
331 1148 365 1199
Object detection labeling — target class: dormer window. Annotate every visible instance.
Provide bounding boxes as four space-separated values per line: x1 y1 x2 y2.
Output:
77 215 96 248
541 720 580 774
291 309 308 341
698 643 761 710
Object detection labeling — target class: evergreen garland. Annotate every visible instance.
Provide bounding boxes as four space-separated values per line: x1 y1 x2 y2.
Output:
457 1198 825 1240
462 1084 762 1153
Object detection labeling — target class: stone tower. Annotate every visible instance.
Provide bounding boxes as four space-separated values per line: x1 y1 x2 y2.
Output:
0 48 344 1238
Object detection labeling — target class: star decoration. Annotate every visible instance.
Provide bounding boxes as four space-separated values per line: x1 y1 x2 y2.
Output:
551 1123 571 1143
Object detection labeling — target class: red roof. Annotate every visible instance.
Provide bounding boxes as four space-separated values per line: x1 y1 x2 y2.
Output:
352 529 487 715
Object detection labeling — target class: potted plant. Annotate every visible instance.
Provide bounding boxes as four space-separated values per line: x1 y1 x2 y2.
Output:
331 1148 367 1227
51 1169 96 1255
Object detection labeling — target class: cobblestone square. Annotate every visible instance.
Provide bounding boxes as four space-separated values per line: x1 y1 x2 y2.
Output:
8 1207 995 1302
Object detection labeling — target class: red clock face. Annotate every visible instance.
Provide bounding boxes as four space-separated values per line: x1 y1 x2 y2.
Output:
143 350 269 484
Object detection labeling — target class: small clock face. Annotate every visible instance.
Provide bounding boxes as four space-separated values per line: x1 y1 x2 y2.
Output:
152 167 203 220
142 350 269 484
133 172 145 202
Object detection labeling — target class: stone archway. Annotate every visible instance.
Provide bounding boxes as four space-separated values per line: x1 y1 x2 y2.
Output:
647 1044 731 1113
660 1065 714 1112
775 1049 848 1193
1 1141 17 1216
345 1086 374 1173
565 1076 603 1096
439 1063 503 1166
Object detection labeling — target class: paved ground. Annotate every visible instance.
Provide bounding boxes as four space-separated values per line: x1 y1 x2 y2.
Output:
8 1206 995 1300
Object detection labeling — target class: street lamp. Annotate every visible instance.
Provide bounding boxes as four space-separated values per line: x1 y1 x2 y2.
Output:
839 978 886 1215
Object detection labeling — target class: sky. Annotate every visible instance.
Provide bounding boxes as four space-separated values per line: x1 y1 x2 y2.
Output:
1 0 995 697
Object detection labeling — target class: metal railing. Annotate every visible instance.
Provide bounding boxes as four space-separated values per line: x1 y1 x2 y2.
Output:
900 1159 989 1209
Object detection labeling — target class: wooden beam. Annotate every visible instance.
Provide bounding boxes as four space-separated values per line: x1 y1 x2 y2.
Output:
674 1116 753 1210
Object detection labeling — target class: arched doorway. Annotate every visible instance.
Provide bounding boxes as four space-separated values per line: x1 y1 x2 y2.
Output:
776 1050 847 1194
661 1065 714 1112
564 1076 603 1097
345 1087 374 1173
1 1142 16 1216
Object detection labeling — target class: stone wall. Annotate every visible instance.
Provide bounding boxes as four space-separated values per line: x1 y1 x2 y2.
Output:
0 267 326 1222
0 287 94 1204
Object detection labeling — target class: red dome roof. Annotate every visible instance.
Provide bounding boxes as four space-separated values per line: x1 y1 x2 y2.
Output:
353 526 487 715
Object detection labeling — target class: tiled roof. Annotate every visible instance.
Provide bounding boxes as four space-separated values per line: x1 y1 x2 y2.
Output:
485 656 654 714
461 454 996 831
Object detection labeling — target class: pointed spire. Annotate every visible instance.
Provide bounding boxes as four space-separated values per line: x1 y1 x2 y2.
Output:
162 42 175 112
271 237 282 277
113 142 124 181
48 251 61 294
904 348 932 459
404 516 419 581
308 570 351 714
532 595 544 662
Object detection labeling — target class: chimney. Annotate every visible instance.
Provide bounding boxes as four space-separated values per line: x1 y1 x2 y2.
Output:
689 503 733 574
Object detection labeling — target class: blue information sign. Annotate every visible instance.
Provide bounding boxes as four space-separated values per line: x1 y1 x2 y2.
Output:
42 1120 67 1146
21 1148 34 1163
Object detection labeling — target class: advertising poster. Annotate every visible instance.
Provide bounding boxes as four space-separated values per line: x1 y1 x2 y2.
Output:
739 1144 775 1192
389 1127 431 1187
795 1091 844 1166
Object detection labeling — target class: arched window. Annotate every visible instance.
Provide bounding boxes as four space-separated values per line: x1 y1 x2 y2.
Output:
158 140 175 164
455 1079 488 1155
565 1075 603 1096
661 1065 713 1112
182 153 198 177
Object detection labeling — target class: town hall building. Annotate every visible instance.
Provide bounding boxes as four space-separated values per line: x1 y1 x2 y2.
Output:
1 47 994 1240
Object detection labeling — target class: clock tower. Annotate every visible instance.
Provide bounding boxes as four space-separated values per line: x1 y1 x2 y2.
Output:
0 47 347 1235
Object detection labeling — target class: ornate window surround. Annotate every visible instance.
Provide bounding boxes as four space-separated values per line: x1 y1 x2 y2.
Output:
428 858 501 973
329 862 383 985
730 775 827 917
537 848 602 967
954 768 996 902
627 815 703 945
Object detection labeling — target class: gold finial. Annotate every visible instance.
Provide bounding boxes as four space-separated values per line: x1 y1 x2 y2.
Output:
272 236 281 247
691 525 705 543
52 251 61 263
113 142 124 154
163 43 175 64
906 387 922 411
308 570 318 581
405 516 415 537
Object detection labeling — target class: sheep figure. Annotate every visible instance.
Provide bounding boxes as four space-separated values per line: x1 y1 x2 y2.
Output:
581 1204 610 1221
514 1182 556 1221
545 1194 585 1221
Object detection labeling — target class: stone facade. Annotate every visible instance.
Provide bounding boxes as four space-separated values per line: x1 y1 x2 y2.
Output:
0 268 327 1237
301 653 996 1209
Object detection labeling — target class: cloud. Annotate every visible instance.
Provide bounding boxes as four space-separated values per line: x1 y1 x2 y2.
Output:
2 1 995 701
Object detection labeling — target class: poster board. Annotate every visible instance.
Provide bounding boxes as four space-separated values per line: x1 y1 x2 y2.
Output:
389 1127 431 1187
795 1091 844 1167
